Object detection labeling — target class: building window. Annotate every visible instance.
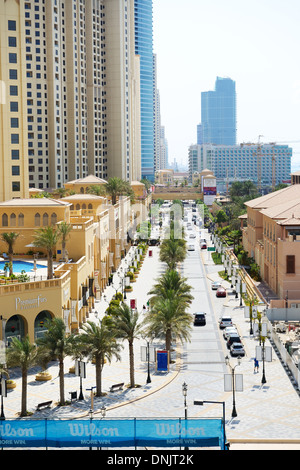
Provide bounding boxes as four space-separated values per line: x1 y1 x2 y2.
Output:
12 181 20 192
12 166 20 176
35 213 40 226
286 255 295 274
9 69 18 80
8 37 17 47
18 213 24 227
10 213 16 227
9 53 17 64
43 213 48 226
8 20 16 31
11 134 19 144
2 214 8 227
11 118 19 128
11 150 19 160
51 213 57 226
10 85 18 96
10 102 18 112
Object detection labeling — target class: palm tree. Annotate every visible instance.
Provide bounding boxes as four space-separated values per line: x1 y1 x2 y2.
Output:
57 221 72 262
159 238 187 270
148 269 193 308
32 226 61 279
87 184 107 197
143 297 193 353
36 318 75 405
0 232 19 276
6 336 38 416
105 177 133 205
79 320 122 397
111 302 143 388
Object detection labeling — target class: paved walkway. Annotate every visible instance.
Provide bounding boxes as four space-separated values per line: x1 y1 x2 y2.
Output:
4 245 180 420
3 228 300 450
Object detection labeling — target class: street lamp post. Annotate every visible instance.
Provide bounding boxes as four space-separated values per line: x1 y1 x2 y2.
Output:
146 341 151 384
182 382 188 450
225 355 241 418
194 400 227 450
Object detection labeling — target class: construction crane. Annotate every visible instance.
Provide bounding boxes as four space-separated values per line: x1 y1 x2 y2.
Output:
256 135 264 193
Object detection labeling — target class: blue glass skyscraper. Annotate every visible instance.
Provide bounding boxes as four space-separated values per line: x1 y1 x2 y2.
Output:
201 77 237 146
134 0 155 181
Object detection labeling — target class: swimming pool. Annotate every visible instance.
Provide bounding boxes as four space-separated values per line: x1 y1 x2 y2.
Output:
0 260 46 273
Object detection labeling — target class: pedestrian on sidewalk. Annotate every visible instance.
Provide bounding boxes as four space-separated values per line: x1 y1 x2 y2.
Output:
254 358 259 373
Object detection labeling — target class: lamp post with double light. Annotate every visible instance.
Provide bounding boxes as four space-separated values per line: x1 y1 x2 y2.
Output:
225 355 242 418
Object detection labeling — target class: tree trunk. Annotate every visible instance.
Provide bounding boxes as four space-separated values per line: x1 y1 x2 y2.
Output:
8 248 13 276
95 356 103 397
20 368 27 417
62 240 66 261
47 249 53 280
166 328 172 353
129 341 135 388
59 358 65 405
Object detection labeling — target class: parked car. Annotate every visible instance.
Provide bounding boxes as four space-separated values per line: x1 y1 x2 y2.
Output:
230 342 245 357
211 281 222 290
219 316 233 329
188 244 195 251
223 327 238 340
227 334 242 348
193 313 206 326
189 233 196 238
216 287 226 297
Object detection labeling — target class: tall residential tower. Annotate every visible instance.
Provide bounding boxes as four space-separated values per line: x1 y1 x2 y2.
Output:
134 0 155 182
0 0 142 198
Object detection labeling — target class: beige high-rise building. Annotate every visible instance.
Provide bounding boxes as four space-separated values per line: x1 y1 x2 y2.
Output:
0 0 141 198
0 0 29 201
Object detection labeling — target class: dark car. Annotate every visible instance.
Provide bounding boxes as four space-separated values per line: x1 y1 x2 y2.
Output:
193 313 206 326
148 239 160 246
227 334 241 348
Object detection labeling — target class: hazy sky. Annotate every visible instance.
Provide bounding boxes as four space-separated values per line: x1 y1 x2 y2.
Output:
153 0 300 170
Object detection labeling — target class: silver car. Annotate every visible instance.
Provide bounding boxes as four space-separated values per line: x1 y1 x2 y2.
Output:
230 342 245 357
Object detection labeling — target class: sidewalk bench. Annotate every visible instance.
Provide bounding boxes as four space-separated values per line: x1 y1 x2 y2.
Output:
36 400 52 411
109 383 124 392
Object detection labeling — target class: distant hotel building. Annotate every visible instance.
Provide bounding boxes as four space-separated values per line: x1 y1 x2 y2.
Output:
200 77 237 146
188 143 292 192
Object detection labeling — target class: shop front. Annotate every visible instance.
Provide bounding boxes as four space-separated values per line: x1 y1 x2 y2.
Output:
0 271 71 345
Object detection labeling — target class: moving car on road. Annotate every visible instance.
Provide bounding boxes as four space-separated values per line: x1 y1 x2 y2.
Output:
193 313 206 326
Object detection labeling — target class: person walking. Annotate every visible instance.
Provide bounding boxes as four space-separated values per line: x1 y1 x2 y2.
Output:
254 358 259 373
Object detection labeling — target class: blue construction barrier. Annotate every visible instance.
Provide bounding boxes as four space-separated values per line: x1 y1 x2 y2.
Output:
0 418 226 449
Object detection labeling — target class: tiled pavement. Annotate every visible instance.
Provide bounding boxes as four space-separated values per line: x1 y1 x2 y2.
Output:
3 231 300 450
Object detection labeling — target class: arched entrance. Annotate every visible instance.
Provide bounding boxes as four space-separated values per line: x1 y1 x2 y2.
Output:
5 315 26 346
34 310 53 340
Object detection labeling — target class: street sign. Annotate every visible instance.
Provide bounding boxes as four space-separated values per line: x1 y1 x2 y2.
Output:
224 374 243 392
207 247 215 252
